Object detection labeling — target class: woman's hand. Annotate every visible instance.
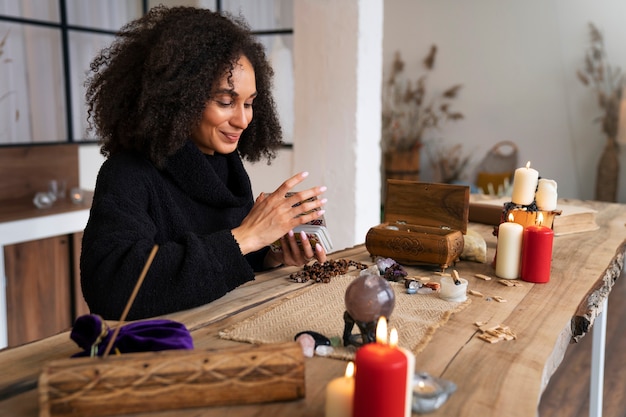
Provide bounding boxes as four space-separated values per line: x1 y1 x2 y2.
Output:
232 172 328 264
264 230 327 268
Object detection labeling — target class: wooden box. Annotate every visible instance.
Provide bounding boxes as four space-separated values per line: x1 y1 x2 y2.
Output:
39 342 305 417
366 180 470 270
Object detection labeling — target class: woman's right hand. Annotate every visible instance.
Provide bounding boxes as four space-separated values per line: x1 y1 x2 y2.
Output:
231 171 327 256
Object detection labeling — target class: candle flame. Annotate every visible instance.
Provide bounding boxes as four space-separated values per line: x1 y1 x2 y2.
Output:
389 328 399 348
525 161 531 169
537 212 544 226
375 316 388 344
507 213 515 222
345 361 355 378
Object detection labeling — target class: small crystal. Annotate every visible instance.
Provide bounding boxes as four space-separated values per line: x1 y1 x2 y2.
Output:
295 334 315 358
315 345 334 356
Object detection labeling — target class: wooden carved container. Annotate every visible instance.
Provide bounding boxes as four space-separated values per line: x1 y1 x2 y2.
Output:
39 342 305 417
366 180 470 270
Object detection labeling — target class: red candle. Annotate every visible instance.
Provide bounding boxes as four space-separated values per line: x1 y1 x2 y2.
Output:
353 317 408 417
521 213 554 283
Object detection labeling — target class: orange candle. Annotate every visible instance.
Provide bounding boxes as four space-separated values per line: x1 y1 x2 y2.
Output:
353 317 408 417
521 213 554 283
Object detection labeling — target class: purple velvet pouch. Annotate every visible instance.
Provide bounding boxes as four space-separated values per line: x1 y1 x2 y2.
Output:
70 314 194 357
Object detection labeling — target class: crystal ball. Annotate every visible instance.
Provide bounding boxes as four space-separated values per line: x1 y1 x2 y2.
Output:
344 272 395 323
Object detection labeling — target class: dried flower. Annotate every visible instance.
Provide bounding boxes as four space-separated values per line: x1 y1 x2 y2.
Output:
577 22 624 139
382 46 464 153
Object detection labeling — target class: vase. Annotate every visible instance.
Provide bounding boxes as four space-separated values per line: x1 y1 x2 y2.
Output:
383 150 420 181
595 136 620 202
383 150 420 200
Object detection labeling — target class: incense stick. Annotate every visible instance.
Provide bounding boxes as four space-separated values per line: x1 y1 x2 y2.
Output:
452 270 462 285
102 244 159 358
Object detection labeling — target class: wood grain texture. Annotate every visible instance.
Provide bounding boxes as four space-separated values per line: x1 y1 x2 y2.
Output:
39 342 305 417
4 235 72 347
539 268 626 417
0 201 623 417
0 144 79 204
383 180 470 233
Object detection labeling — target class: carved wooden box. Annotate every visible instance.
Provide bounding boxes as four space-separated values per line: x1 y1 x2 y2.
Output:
365 180 470 270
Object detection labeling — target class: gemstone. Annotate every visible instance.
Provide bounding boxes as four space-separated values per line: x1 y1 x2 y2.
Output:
294 330 331 347
344 272 395 323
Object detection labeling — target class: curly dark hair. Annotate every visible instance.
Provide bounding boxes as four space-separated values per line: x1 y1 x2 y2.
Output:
85 5 282 168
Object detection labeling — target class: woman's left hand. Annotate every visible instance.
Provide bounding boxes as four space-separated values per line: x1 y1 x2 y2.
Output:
264 230 327 268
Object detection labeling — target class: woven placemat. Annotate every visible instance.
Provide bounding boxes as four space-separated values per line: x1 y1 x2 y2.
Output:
219 274 470 361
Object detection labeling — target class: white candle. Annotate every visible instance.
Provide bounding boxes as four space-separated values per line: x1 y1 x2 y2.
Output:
325 361 355 417
495 214 524 279
511 161 539 205
392 329 415 417
535 179 558 211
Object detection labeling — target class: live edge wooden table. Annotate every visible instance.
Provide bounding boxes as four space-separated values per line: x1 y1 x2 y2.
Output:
0 200 624 417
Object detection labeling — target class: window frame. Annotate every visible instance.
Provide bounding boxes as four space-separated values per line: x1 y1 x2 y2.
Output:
0 0 293 149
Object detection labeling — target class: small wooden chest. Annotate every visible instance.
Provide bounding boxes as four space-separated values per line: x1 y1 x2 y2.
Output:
365 180 470 270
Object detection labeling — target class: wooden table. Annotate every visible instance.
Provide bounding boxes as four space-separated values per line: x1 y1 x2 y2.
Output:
0 200 624 417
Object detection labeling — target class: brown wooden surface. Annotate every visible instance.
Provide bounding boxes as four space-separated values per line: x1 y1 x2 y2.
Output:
39 342 305 417
70 232 89 319
384 180 469 233
4 235 72 347
0 191 93 224
0 200 624 417
0 144 79 204
539 268 626 417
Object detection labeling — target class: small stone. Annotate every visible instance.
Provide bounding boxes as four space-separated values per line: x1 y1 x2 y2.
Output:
417 287 434 295
295 333 315 358
294 330 331 347
315 345 334 356
406 287 418 294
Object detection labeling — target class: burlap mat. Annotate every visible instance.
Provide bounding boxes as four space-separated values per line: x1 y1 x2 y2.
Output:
219 274 470 361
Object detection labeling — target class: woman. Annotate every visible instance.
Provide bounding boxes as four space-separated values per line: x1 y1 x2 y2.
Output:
81 6 327 320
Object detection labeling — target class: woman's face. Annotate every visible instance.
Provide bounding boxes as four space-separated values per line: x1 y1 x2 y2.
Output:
191 55 257 155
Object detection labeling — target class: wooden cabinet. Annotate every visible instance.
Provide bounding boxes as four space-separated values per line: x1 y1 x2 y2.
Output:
0 143 91 348
4 232 88 347
5 235 72 346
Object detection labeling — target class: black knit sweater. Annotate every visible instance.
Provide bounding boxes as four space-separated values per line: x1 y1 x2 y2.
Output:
80 140 268 320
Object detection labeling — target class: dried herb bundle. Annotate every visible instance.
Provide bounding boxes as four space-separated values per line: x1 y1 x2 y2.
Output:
382 45 463 152
577 23 624 139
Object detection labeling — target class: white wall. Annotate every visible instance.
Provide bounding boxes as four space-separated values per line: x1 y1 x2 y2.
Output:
383 0 626 203
79 0 626 243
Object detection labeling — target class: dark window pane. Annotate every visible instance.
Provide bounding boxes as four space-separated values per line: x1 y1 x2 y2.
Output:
68 31 116 141
222 0 293 31
0 22 66 143
265 34 293 144
66 0 142 31
0 0 60 22
147 0 217 10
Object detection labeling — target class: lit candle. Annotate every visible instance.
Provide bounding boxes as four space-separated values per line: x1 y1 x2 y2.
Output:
521 212 554 283
535 179 558 211
511 161 539 206
495 213 524 279
325 361 355 417
70 187 84 204
353 317 408 417
392 328 415 417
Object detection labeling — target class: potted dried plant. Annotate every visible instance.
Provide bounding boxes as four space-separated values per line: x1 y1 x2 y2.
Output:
381 45 463 186
577 23 624 202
